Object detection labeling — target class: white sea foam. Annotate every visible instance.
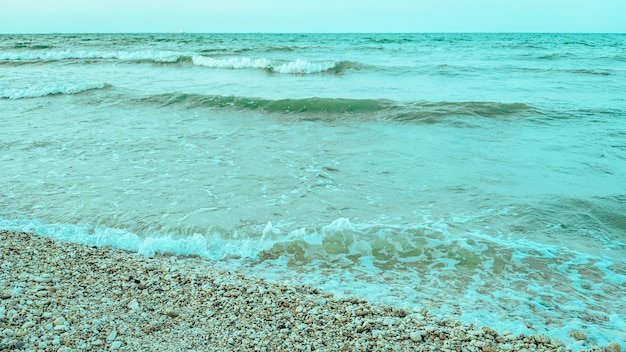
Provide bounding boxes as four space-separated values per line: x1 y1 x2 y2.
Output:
191 55 337 74
0 82 109 99
0 50 186 63
272 59 337 74
192 56 271 70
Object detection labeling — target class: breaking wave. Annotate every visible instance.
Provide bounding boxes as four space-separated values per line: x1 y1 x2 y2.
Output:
191 56 356 74
1 50 359 74
0 50 192 64
1 82 111 99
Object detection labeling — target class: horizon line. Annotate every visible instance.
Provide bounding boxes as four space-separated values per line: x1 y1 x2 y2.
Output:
2 31 625 35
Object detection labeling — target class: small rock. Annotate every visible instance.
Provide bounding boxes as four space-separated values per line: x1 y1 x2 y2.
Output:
393 308 408 318
535 334 550 344
127 299 140 310
607 342 621 352
409 332 422 342
92 339 104 346
163 308 179 317
111 341 122 350
295 306 304 313
31 274 53 283
53 317 66 326
570 330 587 341
482 327 498 337
550 337 563 346
57 347 72 352
502 330 514 336
106 330 117 342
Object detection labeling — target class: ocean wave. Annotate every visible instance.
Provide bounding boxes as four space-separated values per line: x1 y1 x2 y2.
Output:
137 93 536 120
139 93 389 113
566 69 613 76
0 50 191 64
391 101 537 122
1 82 111 99
1 49 359 74
191 56 354 74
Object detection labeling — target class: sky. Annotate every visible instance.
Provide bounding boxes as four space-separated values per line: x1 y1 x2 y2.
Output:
1 0 625 33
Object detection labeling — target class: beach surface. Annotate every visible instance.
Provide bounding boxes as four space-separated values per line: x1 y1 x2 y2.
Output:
2 230 620 352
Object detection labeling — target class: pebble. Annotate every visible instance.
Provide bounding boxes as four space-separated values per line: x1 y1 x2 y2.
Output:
53 317 66 326
2 328 14 337
550 338 563 346
127 299 140 310
409 332 422 342
111 341 122 350
607 342 622 352
570 330 587 341
107 330 118 342
163 308 179 317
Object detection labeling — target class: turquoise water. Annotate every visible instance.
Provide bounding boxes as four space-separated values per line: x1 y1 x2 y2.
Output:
1 33 625 348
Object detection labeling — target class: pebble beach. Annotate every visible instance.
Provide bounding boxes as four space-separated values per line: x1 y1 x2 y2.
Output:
0 230 621 352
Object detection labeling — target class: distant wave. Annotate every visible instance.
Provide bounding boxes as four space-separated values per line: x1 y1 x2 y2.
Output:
137 93 537 121
565 69 613 76
1 50 359 74
1 83 111 99
191 56 356 74
0 50 192 64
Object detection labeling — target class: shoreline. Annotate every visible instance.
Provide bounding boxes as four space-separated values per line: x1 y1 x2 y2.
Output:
0 230 618 351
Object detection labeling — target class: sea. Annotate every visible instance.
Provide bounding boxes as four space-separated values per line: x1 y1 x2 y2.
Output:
1 33 625 348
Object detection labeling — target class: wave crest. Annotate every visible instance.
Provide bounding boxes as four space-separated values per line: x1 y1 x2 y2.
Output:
191 56 353 74
0 50 191 64
138 93 536 121
2 50 356 74
141 93 387 113
1 83 111 100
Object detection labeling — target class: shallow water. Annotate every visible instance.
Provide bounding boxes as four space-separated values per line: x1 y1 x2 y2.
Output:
1 33 625 348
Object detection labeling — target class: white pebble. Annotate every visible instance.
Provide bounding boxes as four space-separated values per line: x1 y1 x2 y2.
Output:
409 332 422 342
127 299 140 310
